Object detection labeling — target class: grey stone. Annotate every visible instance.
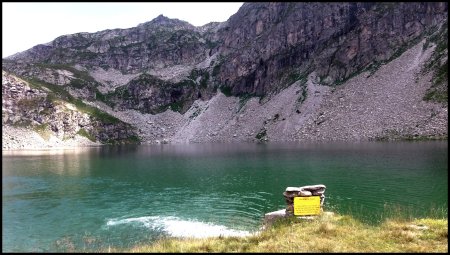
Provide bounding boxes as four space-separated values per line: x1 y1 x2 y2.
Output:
285 187 302 192
300 184 326 191
264 209 287 226
299 190 312 196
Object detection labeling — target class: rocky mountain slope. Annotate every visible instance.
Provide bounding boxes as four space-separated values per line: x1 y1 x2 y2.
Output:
2 71 139 149
2 2 448 148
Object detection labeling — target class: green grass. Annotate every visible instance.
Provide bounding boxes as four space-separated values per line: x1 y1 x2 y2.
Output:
33 62 112 105
238 93 253 112
23 77 120 124
219 86 233 97
287 71 309 86
124 135 141 144
200 72 210 88
33 123 52 141
212 61 222 77
372 129 448 141
296 84 308 104
76 128 96 142
110 212 447 253
35 63 96 83
72 99 120 124
255 128 267 141
103 134 141 145
423 60 448 103
422 21 448 104
69 78 87 89
423 88 448 103
168 100 184 112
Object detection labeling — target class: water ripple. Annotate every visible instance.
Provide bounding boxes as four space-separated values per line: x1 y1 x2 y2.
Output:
106 216 254 238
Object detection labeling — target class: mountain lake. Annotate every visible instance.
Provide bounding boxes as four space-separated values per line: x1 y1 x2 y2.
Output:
2 141 448 252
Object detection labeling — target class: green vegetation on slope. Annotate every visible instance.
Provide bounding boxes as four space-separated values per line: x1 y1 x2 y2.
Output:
35 63 112 105
76 128 96 142
423 21 448 104
25 77 121 124
35 63 96 83
33 123 51 141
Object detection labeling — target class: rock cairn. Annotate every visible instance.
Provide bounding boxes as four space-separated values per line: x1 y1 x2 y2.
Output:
283 184 326 216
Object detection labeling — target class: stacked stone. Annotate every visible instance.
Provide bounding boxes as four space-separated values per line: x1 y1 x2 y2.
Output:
283 184 326 215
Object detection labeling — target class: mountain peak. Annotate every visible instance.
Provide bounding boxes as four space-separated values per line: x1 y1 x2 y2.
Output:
136 14 195 30
153 14 170 22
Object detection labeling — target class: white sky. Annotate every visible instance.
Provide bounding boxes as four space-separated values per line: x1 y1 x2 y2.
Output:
2 2 244 58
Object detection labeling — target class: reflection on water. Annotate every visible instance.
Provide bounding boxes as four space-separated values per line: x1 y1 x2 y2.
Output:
2 148 88 156
2 141 448 252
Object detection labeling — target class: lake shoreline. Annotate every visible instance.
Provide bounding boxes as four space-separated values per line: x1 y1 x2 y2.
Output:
3 142 447 252
2 125 101 150
3 124 448 151
114 211 448 253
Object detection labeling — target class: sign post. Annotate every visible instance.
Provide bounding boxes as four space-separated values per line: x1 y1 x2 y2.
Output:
293 196 321 216
265 184 326 225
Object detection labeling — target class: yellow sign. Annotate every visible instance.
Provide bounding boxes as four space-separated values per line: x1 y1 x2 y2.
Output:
294 196 321 216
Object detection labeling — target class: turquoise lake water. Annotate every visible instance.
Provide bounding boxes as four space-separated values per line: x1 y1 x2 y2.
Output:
2 141 448 252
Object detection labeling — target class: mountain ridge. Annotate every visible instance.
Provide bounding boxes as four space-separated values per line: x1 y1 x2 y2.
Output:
2 2 447 148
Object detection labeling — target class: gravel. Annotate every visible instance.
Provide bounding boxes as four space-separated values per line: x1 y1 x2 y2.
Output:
2 126 100 150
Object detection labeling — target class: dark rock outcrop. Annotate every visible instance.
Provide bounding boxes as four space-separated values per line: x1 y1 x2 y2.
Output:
6 3 447 98
7 14 214 74
107 73 199 114
213 2 448 96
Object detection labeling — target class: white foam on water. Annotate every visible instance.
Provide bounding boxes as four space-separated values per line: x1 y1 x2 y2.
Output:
106 216 159 228
106 216 253 238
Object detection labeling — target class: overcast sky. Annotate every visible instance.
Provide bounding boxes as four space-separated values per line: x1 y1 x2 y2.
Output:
2 2 244 58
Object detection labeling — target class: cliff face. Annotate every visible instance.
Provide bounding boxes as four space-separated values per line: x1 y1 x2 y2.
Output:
107 73 200 114
2 2 448 146
7 15 212 74
2 71 139 149
213 2 447 96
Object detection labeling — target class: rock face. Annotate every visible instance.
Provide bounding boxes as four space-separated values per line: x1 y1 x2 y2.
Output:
7 15 212 74
213 2 448 96
2 71 139 148
2 3 448 147
108 73 200 114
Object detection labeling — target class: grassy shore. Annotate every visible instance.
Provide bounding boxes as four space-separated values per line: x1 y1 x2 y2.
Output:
110 211 447 253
